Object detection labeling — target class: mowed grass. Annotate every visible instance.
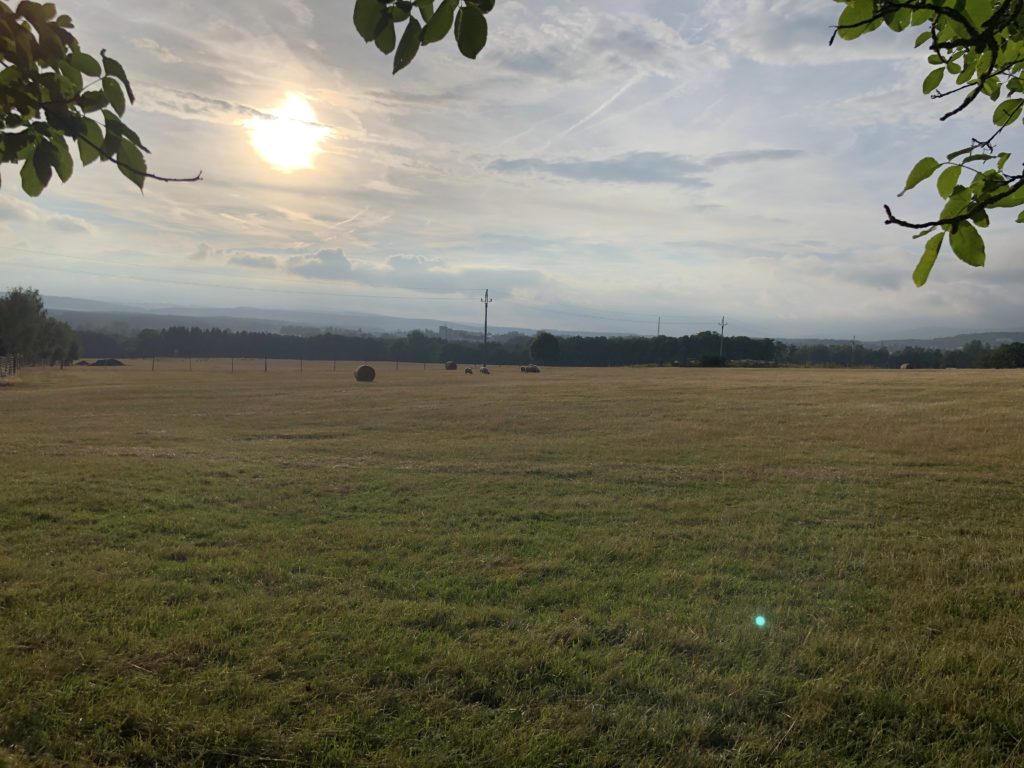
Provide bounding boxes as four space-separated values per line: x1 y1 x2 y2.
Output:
1 363 1023 767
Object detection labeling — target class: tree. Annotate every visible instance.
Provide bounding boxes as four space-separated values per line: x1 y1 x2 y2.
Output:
832 1 1023 283
1 0 199 196
0 286 78 365
529 331 560 364
352 0 494 73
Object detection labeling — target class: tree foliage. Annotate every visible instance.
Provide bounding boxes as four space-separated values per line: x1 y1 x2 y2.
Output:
0 0 197 196
529 331 560 363
833 0 1024 283
0 286 78 365
352 0 495 74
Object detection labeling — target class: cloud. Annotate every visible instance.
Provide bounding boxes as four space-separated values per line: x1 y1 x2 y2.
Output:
136 86 269 125
287 248 353 279
491 5 726 81
229 253 279 269
705 0 912 65
190 243 214 261
704 149 805 167
47 214 95 234
133 37 183 64
489 148 803 187
0 196 39 222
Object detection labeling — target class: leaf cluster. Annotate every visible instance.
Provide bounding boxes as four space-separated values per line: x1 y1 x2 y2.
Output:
834 0 1024 284
353 0 495 74
0 0 150 195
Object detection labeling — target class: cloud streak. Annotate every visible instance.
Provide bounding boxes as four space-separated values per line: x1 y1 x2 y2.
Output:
489 148 804 187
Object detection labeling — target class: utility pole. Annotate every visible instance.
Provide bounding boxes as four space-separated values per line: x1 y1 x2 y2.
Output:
657 316 661 336
718 316 727 358
481 289 493 361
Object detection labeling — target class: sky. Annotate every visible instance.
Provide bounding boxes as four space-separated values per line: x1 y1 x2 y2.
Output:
2 0 1022 339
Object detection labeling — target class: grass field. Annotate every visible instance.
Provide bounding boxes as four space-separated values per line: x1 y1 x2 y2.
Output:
2 362 1023 766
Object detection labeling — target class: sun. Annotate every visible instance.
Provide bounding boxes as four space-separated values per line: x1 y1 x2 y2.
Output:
246 93 330 172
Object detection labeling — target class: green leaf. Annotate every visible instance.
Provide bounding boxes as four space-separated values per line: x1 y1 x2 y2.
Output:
77 118 102 165
913 233 943 287
116 137 146 191
469 0 495 12
836 0 875 41
414 0 434 23
940 188 972 219
421 0 455 45
455 4 487 59
52 136 72 182
102 77 125 116
353 0 383 42
936 165 961 198
989 184 1024 208
1017 211 1024 223
900 156 940 195
992 98 1023 126
393 17 422 74
20 154 44 197
375 21 396 54
922 67 944 94
69 51 100 77
964 0 993 27
949 221 986 267
100 50 134 103
32 140 54 190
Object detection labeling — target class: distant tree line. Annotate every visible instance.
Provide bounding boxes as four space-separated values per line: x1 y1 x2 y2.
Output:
66 324 1024 370
73 326 786 366
780 339 1024 369
0 288 79 368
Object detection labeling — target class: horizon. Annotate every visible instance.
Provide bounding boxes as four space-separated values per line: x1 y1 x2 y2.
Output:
2 1 1023 338
41 293 1024 344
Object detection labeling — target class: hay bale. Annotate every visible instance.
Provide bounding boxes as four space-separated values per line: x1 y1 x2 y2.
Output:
525 364 541 373
444 360 458 371
354 364 376 382
480 366 491 375
465 368 473 374
899 363 912 370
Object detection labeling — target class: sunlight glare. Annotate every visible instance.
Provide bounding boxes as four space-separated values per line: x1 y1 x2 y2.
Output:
246 93 330 172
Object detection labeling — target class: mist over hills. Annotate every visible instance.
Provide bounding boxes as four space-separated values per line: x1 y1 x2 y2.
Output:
44 295 1024 349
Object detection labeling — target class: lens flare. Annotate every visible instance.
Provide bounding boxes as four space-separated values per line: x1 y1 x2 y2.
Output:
754 615 767 628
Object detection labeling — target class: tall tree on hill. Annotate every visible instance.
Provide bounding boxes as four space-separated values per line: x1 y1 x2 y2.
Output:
530 331 560 364
0 286 78 366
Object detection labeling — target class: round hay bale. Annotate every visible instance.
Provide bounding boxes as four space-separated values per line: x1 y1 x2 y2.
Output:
480 366 491 374
354 364 376 382
525 364 541 373
444 360 458 371
899 363 912 370
465 368 473 374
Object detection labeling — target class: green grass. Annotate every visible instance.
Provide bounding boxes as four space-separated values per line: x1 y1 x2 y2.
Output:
1 363 1023 766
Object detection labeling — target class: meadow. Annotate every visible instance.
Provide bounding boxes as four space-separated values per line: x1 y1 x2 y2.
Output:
1 362 1023 767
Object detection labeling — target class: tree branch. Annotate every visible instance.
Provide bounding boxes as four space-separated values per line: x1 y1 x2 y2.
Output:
77 134 202 184
884 175 1024 229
